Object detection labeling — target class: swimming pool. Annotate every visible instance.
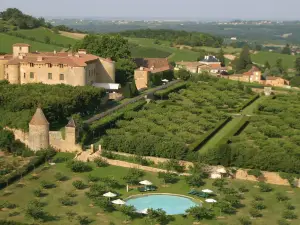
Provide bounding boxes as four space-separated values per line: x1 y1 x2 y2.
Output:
126 194 199 215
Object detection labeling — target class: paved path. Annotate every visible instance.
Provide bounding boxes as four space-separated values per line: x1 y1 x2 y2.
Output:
200 96 269 153
84 80 181 124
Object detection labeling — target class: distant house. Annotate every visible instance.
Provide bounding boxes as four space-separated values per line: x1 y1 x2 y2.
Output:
133 58 173 90
222 66 261 83
175 56 226 75
261 76 290 87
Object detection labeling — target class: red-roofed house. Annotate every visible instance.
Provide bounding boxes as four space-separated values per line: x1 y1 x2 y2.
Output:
133 58 173 90
0 44 116 86
261 76 290 87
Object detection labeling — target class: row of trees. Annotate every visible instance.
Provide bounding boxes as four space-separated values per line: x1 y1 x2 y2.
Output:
119 29 224 47
0 81 106 130
102 78 255 158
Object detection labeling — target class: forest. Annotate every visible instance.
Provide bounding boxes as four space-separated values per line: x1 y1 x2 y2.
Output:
0 81 106 131
118 29 223 47
203 94 300 174
101 77 256 159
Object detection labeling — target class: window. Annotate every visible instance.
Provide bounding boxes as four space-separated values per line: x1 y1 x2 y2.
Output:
19 47 22 51
30 72 34 79
30 63 34 67
23 73 26 78
59 64 64 68
48 73 52 80
59 74 64 80
47 63 52 68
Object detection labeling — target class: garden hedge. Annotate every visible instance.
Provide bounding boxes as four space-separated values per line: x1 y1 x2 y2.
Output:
188 117 232 151
153 82 187 99
236 94 260 112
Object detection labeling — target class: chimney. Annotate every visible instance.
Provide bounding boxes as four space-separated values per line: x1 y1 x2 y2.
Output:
78 49 87 54
150 66 154 71
37 56 43 62
139 66 144 71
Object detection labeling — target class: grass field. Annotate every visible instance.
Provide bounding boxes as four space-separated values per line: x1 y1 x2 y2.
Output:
251 51 297 68
195 46 241 54
0 33 63 53
11 28 77 46
1 153 299 225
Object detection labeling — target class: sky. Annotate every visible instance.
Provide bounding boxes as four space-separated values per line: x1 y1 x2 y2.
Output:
1 0 300 20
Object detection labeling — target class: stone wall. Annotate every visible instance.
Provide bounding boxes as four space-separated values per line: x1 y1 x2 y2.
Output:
49 131 82 153
6 127 82 153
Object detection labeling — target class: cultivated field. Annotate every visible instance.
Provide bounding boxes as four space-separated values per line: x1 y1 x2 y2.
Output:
251 51 297 68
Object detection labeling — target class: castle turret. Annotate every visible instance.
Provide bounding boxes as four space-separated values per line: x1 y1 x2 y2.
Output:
65 118 77 144
28 108 49 151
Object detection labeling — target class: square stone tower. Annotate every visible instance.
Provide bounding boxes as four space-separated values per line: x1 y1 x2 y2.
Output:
65 118 77 144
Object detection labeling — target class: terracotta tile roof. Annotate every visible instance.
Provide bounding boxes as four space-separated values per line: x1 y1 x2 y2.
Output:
30 108 49 126
134 58 172 72
243 66 261 76
13 43 31 47
0 54 13 60
176 61 203 67
6 52 100 67
266 76 283 80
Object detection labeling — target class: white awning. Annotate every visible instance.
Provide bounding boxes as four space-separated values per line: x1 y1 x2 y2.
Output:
93 83 121 90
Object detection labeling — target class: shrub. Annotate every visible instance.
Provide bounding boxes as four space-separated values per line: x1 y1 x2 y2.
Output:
185 174 205 187
277 219 291 225
40 180 56 189
212 178 228 188
238 185 249 193
59 197 77 206
238 216 252 225
66 191 77 198
94 197 114 212
249 208 262 218
251 201 267 210
68 160 93 173
66 210 77 222
33 188 47 197
158 172 179 184
282 210 298 220
8 211 20 217
284 202 295 210
54 172 69 181
247 169 263 178
258 182 273 192
0 201 17 209
186 206 215 220
72 180 87 190
94 157 109 167
87 174 100 182
52 156 69 163
253 195 264 201
165 159 185 173
86 183 106 199
77 215 93 225
276 192 289 202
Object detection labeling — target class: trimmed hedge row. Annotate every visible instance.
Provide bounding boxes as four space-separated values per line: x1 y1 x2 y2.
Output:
0 150 56 189
153 82 187 99
89 100 147 132
188 117 232 151
237 94 260 112
216 116 250 146
0 221 31 225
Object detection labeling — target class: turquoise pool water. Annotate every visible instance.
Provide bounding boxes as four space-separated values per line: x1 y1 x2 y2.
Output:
126 194 198 215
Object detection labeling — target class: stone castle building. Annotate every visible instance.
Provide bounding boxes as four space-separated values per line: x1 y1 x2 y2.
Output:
0 43 115 86
8 107 82 152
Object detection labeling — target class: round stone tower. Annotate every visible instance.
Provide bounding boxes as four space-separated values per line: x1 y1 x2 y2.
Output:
28 107 49 151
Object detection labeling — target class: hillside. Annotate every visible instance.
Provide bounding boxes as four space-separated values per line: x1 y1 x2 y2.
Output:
9 27 77 47
0 33 63 53
252 51 297 68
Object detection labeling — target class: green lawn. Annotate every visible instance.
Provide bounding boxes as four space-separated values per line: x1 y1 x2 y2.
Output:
1 153 299 225
251 51 297 69
200 96 268 153
195 46 241 54
0 33 63 53
11 27 77 47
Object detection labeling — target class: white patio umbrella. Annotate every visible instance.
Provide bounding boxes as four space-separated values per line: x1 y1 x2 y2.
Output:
162 79 169 83
205 199 217 203
103 192 117 200
202 189 213 193
138 208 149 214
112 199 126 205
139 180 152 186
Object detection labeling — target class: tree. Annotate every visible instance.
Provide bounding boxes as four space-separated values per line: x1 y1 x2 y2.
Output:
176 69 191 80
73 34 131 61
158 172 179 184
264 61 271 70
295 57 300 75
216 201 236 215
238 216 252 225
185 173 205 187
275 58 285 74
282 44 291 55
147 208 173 225
119 205 136 221
235 45 252 72
123 168 144 185
186 206 215 220
218 48 226 67
115 58 137 85
247 169 263 179
94 197 114 212
44 36 50 44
